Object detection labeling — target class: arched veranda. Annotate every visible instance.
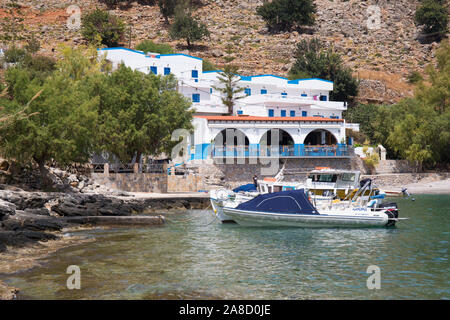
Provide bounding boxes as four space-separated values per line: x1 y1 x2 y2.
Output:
259 129 295 157
213 128 250 157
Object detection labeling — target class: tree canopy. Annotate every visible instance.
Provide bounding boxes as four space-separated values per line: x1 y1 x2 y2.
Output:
256 0 316 32
0 47 101 181
289 38 359 103
81 8 126 47
212 65 246 115
95 64 194 163
169 8 209 48
345 41 449 169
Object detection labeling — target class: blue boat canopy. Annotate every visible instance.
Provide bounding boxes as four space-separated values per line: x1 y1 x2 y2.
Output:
236 189 318 215
233 184 257 193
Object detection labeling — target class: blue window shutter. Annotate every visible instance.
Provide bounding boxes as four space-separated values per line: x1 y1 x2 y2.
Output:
245 88 251 96
164 67 171 75
192 93 200 103
290 110 295 117
281 110 286 117
302 111 307 117
150 66 157 74
191 70 198 78
268 109 274 117
261 89 267 94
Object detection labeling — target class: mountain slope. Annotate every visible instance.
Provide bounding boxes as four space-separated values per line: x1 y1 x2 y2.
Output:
0 0 442 103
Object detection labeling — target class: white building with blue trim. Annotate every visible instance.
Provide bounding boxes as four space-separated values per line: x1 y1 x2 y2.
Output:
98 47 359 161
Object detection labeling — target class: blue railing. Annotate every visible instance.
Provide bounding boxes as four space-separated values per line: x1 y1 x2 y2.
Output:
211 145 352 158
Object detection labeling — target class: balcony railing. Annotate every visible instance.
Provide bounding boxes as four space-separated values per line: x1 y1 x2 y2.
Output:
211 145 353 158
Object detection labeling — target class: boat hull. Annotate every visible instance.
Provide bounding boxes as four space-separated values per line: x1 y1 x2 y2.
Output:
210 197 235 222
222 208 391 228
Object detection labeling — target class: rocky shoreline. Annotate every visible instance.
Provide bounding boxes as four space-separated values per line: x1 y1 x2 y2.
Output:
0 183 209 300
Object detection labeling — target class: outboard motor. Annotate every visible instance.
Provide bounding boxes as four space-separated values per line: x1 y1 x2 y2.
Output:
402 188 415 201
379 202 399 226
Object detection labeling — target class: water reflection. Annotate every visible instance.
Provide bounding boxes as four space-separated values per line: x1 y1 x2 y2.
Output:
2 195 449 299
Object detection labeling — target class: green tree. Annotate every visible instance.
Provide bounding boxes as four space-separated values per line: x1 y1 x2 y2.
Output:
415 0 448 40
212 65 246 115
158 0 179 24
96 64 194 163
81 8 126 47
289 38 359 102
169 9 209 48
256 0 316 32
135 40 174 54
0 48 101 184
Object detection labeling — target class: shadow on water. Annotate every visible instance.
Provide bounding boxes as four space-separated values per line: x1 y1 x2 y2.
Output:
2 194 449 299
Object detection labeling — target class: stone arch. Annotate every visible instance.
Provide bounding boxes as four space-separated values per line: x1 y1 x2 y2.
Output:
213 128 249 147
304 129 338 145
259 129 295 147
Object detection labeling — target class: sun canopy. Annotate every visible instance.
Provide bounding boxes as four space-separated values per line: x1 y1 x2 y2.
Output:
236 189 318 215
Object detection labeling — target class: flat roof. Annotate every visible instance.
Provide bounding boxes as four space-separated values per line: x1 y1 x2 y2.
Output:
194 116 344 122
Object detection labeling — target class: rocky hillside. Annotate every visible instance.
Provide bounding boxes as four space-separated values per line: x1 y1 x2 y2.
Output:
0 0 443 103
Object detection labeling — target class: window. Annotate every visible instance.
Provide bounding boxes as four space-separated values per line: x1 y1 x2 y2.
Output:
301 93 307 97
268 109 274 117
290 110 296 117
318 174 337 182
237 110 243 115
320 95 327 101
164 67 171 75
245 88 251 96
261 89 267 94
150 66 157 74
341 173 356 182
192 93 200 103
281 92 287 98
191 70 198 78
281 110 286 117
302 111 307 117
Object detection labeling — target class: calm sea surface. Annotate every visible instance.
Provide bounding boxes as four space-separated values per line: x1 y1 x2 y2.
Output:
2 194 449 299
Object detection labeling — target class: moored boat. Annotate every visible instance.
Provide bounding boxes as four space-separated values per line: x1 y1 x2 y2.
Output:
221 189 400 228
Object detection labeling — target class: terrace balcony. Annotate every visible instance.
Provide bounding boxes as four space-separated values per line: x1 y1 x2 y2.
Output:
210 145 354 159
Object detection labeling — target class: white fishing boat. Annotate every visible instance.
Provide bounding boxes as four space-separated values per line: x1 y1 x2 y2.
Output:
221 188 401 228
210 165 388 223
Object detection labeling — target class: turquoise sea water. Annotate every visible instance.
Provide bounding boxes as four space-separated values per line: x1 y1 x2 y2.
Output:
2 194 449 299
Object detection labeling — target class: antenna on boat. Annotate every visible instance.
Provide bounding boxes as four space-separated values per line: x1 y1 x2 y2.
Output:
275 161 286 182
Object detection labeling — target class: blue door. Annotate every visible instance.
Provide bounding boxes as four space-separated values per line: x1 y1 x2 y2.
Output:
302 111 307 117
164 67 171 75
268 109 274 117
245 88 251 96
191 70 198 78
281 110 286 117
150 66 157 74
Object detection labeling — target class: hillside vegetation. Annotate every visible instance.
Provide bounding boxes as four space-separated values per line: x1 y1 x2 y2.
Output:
0 0 447 103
